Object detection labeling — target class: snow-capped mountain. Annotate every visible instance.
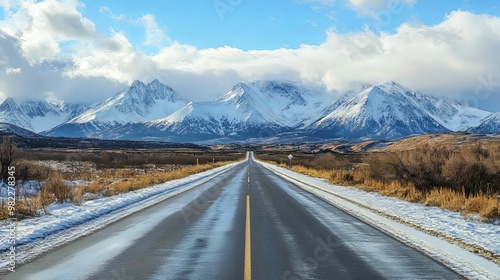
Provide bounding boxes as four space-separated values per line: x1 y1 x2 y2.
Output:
309 82 451 139
403 90 491 131
101 81 335 141
0 79 498 143
468 113 500 133
219 80 335 127
0 98 84 133
308 81 493 140
44 79 188 137
0 98 30 130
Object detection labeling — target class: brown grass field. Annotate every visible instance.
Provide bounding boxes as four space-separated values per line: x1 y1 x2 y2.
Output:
1 147 245 220
256 134 500 221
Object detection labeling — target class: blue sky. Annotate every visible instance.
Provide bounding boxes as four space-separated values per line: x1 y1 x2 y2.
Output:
1 0 500 111
75 0 500 50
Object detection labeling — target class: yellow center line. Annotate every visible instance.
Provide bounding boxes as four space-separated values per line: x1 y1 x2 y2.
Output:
244 195 251 280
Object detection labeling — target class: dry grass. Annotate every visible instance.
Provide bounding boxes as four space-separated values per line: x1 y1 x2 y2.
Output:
1 161 233 220
264 145 500 221
83 162 229 197
294 163 498 220
0 197 42 219
365 180 424 203
1 145 245 220
358 179 498 221
15 198 43 217
424 188 467 212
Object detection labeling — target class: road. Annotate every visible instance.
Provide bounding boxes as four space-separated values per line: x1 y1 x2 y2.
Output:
6 154 464 279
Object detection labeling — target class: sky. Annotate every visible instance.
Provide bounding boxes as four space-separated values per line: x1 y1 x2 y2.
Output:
1 0 500 111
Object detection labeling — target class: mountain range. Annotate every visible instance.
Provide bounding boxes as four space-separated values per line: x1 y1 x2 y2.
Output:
0 79 498 143
43 79 187 138
0 98 84 133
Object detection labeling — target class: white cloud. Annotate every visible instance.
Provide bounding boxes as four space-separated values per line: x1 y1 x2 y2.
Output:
0 0 18 12
99 6 170 49
147 11 500 108
0 0 98 63
137 14 170 47
0 30 123 104
5 67 21 74
138 11 497 97
348 0 416 17
66 31 156 83
304 20 318 27
98 6 127 22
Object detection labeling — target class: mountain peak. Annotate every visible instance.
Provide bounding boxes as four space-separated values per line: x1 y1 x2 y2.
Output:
213 80 335 128
130 80 146 89
353 81 414 105
123 79 185 107
0 98 18 111
148 79 162 86
146 79 174 91
231 81 250 91
375 81 411 94
468 112 500 133
381 80 405 87
46 79 189 136
219 82 248 103
125 79 180 100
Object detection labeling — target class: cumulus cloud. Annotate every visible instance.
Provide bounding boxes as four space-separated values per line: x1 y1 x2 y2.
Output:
0 0 98 63
0 31 122 104
0 1 499 111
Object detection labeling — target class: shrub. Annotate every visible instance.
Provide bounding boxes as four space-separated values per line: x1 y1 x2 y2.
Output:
40 174 77 207
266 140 500 221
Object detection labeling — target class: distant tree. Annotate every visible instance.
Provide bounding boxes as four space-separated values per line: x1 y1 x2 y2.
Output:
0 136 17 182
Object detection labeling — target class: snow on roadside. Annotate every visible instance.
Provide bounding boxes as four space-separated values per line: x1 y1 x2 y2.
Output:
0 161 242 269
257 160 500 280
0 180 90 202
0 181 43 199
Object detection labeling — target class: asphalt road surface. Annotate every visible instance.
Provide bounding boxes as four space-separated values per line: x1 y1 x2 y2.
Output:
6 154 464 279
